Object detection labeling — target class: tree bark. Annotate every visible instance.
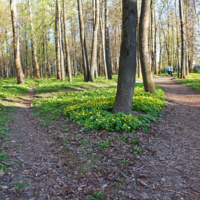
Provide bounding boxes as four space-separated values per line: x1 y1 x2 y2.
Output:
139 0 156 93
105 0 112 79
28 0 40 79
179 0 186 79
77 0 89 82
63 0 72 82
55 0 61 79
57 0 65 81
154 8 158 74
89 0 100 82
112 0 137 114
100 4 108 79
10 0 24 84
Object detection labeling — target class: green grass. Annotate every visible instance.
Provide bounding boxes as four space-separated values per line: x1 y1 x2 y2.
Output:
33 83 167 133
175 72 200 91
0 104 15 139
34 75 118 94
0 78 38 99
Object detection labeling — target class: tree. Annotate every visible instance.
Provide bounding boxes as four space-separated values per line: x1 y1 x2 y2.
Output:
57 0 65 81
77 0 89 82
105 0 112 79
63 0 72 82
10 0 24 84
139 0 156 93
179 0 186 79
55 0 61 79
28 0 40 79
89 0 100 82
112 0 137 114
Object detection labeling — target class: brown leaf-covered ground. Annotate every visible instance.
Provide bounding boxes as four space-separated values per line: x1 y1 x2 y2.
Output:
0 76 200 200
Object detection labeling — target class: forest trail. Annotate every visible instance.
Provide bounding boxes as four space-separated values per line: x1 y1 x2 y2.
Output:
0 76 200 199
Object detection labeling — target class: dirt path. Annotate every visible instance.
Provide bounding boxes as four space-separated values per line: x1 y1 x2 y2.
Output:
134 76 200 199
0 77 200 199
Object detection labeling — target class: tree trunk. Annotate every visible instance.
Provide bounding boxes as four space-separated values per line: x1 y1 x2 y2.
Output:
112 0 137 114
100 5 108 79
77 0 89 82
57 0 65 81
154 9 158 74
0 45 2 79
28 0 40 79
105 0 112 79
179 0 186 79
46 30 51 78
89 0 100 82
150 2 154 74
63 0 72 82
55 0 61 79
10 0 24 84
139 0 156 93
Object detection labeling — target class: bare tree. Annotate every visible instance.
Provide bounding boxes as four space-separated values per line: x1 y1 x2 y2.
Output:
10 0 24 84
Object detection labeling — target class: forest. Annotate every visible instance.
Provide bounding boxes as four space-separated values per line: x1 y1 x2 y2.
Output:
0 0 200 199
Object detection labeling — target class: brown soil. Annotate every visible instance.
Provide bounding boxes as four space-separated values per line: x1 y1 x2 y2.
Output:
0 77 200 200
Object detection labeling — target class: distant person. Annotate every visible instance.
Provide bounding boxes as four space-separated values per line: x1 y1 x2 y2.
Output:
169 64 173 76
167 65 170 76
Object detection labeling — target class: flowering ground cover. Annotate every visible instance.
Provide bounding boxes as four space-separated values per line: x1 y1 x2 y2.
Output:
33 83 167 133
176 72 200 91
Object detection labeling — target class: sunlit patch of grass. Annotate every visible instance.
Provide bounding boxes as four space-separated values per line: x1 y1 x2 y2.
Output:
176 72 200 91
34 75 118 94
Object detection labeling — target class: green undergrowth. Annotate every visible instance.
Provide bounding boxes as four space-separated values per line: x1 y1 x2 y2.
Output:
0 78 37 99
33 83 167 133
176 72 200 91
0 104 15 171
35 75 118 94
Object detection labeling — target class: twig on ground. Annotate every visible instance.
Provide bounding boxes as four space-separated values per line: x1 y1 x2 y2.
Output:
132 162 148 171
0 161 12 166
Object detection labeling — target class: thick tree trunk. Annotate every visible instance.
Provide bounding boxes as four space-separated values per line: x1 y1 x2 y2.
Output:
89 0 100 82
77 0 89 82
179 0 186 79
139 0 156 93
63 0 72 82
10 0 24 84
55 0 61 79
105 0 112 79
112 0 137 114
28 0 40 79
